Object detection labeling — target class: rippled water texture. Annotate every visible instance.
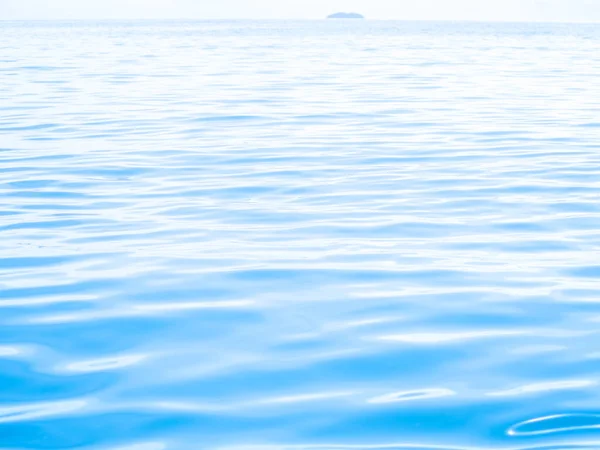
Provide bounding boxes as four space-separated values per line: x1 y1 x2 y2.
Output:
1 20 600 450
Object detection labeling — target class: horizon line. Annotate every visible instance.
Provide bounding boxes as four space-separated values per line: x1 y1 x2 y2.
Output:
1 17 600 25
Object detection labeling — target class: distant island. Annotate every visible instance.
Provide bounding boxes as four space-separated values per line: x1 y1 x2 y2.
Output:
327 12 365 19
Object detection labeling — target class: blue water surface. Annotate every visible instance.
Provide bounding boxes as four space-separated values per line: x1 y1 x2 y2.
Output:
1 19 600 450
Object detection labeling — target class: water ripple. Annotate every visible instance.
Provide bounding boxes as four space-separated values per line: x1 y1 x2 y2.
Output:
367 389 456 404
509 415 600 436
1 19 600 450
0 399 88 423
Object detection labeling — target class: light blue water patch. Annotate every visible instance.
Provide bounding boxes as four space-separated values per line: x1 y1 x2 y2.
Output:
1 19 600 450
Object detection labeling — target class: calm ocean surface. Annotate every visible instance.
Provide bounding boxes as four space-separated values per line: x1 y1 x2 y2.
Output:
1 19 600 450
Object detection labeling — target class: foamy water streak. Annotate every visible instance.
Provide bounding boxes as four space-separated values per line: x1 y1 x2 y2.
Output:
1 20 600 450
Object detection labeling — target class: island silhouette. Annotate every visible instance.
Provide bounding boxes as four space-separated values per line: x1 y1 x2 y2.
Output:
327 12 365 19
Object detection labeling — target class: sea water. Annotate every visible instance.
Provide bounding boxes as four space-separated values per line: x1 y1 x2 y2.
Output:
1 20 600 450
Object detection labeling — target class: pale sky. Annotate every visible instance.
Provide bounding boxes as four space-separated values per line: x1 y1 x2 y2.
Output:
1 0 599 22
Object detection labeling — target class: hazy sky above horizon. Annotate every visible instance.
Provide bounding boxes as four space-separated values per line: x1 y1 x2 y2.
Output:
1 0 599 22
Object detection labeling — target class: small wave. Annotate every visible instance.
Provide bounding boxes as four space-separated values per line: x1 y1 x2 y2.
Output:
488 380 595 397
368 389 455 404
0 400 88 424
509 414 600 436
